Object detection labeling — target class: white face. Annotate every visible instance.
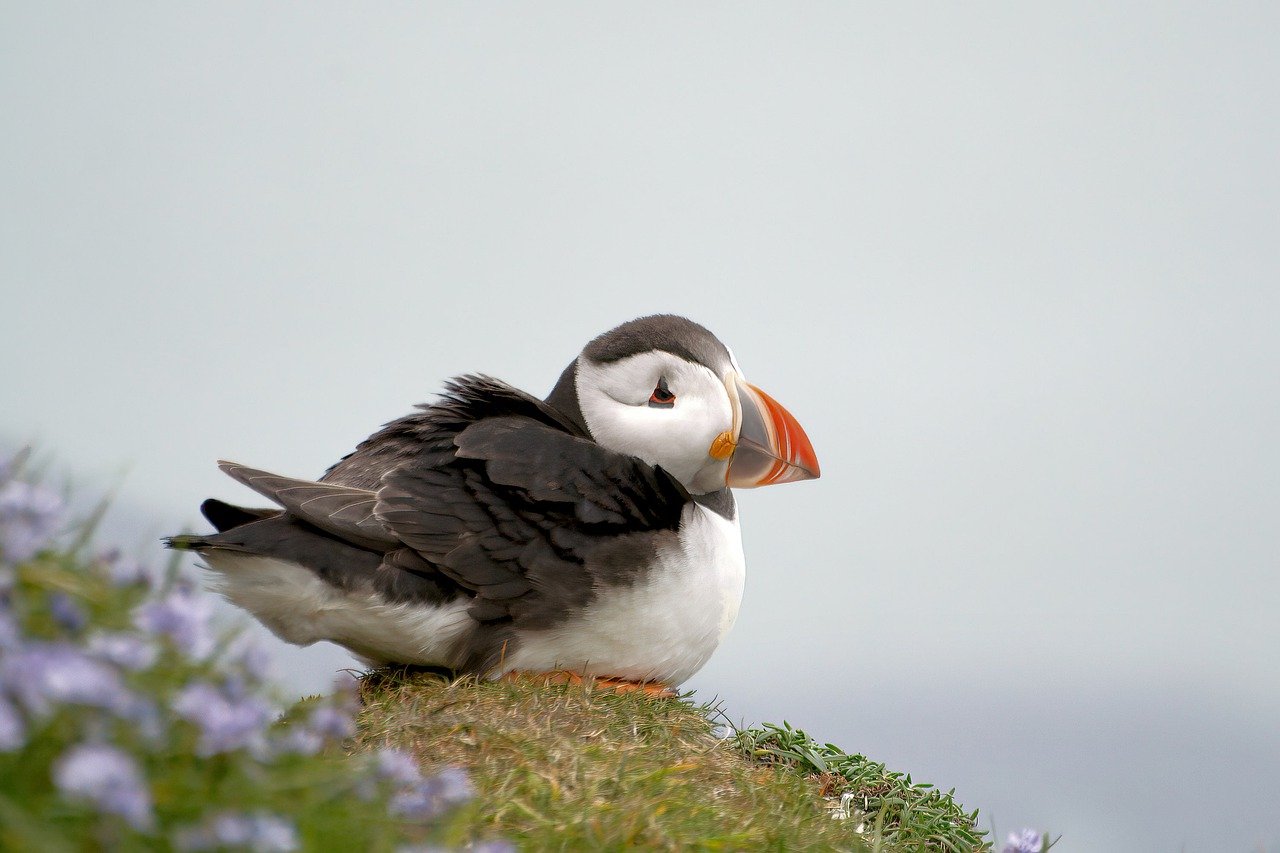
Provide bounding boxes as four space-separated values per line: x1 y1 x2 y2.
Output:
575 351 735 495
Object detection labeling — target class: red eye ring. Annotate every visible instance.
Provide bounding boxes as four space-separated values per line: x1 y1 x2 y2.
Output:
648 378 676 408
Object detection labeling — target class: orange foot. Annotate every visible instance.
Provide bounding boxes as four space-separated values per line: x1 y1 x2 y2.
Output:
501 670 676 698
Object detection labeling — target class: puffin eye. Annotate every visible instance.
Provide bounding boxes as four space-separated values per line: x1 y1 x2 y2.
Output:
648 377 676 409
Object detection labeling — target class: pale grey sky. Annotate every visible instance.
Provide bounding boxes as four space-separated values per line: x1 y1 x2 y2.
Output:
3 4 1278 850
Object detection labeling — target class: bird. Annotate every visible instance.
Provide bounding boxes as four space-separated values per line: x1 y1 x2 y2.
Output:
166 314 819 693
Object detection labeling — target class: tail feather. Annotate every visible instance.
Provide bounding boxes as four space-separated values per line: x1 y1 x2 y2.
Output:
201 498 279 532
163 533 251 554
163 534 212 551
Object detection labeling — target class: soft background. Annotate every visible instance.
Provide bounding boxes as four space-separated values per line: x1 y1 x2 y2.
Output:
3 4 1277 850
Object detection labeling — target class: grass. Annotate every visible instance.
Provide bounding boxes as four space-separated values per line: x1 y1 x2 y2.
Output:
733 721 990 851
354 670 991 851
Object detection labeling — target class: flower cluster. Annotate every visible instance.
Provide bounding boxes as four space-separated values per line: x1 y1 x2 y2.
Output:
53 743 155 830
374 747 475 821
174 811 299 852
0 450 487 850
1003 827 1046 853
134 579 216 659
0 472 64 566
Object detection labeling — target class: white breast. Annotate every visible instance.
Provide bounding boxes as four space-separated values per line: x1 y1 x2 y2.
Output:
500 502 747 685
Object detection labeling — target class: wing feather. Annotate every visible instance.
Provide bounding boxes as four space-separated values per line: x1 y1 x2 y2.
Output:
374 414 688 626
217 460 399 551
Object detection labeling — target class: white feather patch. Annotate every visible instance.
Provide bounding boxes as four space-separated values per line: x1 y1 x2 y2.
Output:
500 502 747 685
203 552 475 667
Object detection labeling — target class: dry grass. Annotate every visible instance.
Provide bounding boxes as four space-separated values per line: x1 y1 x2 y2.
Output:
355 670 875 851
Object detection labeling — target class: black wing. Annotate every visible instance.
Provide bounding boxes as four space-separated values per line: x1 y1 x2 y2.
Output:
374 412 689 628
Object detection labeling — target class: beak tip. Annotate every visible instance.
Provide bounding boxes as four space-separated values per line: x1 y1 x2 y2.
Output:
725 382 821 488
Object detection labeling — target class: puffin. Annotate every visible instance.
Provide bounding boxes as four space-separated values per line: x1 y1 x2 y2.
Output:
167 315 819 692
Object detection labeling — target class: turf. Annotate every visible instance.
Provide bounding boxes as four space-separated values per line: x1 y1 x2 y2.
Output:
354 671 990 851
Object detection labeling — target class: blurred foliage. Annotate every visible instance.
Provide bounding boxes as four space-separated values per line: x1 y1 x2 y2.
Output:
0 452 495 852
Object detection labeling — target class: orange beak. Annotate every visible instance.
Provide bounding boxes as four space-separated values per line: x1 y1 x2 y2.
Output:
723 377 820 488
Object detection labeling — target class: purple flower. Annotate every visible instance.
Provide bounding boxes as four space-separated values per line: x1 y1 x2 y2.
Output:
1004 828 1044 853
53 743 154 830
49 593 87 633
88 632 158 671
228 634 275 683
399 844 514 853
469 843 518 853
378 755 473 823
173 811 299 852
391 766 474 821
307 704 355 741
1 642 134 717
122 695 165 742
0 480 65 565
134 584 213 658
375 748 423 786
399 845 514 853
0 697 23 751
271 726 323 757
0 608 18 651
96 549 153 588
271 701 357 756
173 681 277 756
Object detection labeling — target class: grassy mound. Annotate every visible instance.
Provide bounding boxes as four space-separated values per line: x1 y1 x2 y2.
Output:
354 671 990 851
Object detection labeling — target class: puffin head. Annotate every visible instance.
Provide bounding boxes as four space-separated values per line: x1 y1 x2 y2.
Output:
546 314 820 495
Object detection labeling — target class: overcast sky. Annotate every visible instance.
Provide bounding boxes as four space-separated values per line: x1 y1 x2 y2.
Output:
3 4 1278 850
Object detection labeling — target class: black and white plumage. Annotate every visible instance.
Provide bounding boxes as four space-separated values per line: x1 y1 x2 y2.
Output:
168 315 819 687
